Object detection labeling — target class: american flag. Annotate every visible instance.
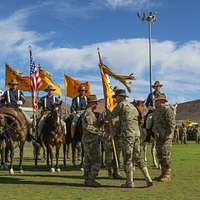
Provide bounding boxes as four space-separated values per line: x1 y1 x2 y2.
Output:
30 61 41 93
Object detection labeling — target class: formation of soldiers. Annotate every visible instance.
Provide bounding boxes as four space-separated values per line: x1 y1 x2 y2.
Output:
173 123 200 144
1 79 198 188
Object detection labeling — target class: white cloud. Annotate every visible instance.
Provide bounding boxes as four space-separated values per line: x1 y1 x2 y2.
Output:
37 38 200 103
104 0 150 9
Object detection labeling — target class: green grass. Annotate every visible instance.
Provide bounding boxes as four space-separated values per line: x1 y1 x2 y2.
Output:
0 143 199 200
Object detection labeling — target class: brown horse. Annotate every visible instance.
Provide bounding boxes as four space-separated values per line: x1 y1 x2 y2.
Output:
35 104 66 172
64 114 84 168
0 105 30 174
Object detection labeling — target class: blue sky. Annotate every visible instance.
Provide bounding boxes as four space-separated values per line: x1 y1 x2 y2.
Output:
0 0 200 103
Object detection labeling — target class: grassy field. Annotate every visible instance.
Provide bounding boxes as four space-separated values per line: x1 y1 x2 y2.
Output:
0 143 199 200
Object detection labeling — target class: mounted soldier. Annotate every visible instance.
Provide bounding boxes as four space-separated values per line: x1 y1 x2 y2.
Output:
145 81 163 109
145 81 164 139
37 85 65 141
1 79 36 143
70 86 88 138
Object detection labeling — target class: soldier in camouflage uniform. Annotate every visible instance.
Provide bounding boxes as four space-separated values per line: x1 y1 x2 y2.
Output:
103 86 123 179
152 93 176 182
194 124 200 144
82 95 102 187
112 86 123 179
108 89 153 188
180 123 187 144
102 134 113 178
173 125 180 144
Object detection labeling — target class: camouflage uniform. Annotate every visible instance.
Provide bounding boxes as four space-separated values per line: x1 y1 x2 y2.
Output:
152 105 176 181
112 116 124 177
102 135 113 177
110 99 152 187
180 125 187 144
102 116 123 178
82 107 102 186
194 126 200 144
173 126 179 144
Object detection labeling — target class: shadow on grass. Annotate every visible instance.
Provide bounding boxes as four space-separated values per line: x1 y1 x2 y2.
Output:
0 176 121 188
19 174 84 179
0 164 84 172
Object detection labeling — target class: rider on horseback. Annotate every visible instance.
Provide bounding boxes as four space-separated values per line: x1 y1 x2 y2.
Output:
145 81 163 109
145 81 164 133
1 79 37 143
70 86 87 138
37 85 64 140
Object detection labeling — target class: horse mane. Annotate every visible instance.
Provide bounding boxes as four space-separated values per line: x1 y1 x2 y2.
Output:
0 105 27 127
42 106 63 134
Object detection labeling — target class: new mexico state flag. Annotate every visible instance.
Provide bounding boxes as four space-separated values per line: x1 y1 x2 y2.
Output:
64 75 90 98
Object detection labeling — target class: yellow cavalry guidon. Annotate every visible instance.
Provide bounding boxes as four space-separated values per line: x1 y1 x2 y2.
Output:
38 67 62 96
64 75 90 98
5 64 31 91
98 49 135 111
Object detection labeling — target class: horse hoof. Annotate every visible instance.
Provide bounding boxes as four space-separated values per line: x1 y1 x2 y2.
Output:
56 168 61 173
80 167 84 172
50 168 55 173
9 169 14 175
19 169 24 173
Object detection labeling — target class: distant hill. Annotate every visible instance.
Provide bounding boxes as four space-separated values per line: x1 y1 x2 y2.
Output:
176 99 200 124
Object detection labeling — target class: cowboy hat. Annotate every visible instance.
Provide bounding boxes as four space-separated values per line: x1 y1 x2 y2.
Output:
113 89 128 98
8 79 19 85
87 95 98 103
78 86 87 92
155 93 168 102
152 81 163 88
45 85 56 91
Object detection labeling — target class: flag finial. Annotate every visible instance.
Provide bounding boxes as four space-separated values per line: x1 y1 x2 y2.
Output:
97 47 103 65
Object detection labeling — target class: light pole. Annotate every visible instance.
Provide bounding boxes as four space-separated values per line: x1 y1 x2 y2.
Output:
138 11 156 94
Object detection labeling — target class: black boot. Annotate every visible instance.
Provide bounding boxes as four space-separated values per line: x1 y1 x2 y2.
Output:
28 133 40 147
113 168 123 179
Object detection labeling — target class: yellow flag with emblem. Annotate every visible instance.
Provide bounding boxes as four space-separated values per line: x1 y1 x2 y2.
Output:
38 67 62 96
98 49 135 111
64 75 90 98
5 64 62 96
5 64 31 91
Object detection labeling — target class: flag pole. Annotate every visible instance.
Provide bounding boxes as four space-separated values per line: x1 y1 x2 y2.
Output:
64 73 68 116
29 46 36 136
97 48 119 171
